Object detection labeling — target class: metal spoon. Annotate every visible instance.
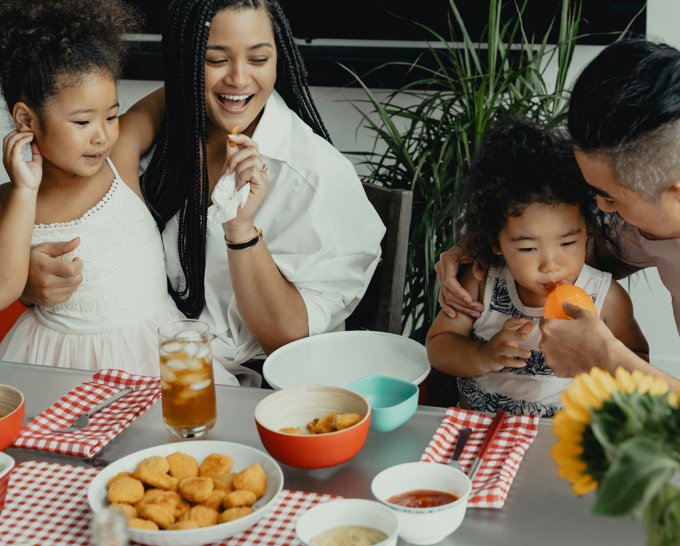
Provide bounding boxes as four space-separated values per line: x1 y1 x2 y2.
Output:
449 427 472 471
52 387 134 433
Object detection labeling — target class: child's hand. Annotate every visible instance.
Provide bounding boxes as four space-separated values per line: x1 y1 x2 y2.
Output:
3 131 42 191
222 132 269 242
481 318 533 372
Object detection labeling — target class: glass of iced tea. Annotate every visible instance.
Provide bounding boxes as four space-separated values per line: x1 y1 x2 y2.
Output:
158 320 216 438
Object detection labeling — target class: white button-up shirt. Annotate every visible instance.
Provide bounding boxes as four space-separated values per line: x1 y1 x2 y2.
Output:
163 91 386 365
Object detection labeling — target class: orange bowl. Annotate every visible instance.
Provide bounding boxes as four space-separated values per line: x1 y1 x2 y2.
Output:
544 285 597 320
254 385 371 469
0 384 24 451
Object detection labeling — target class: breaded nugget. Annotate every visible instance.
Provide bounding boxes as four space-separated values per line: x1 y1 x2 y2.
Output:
307 413 336 434
137 502 176 529
137 489 187 519
133 456 178 490
233 463 267 499
279 427 304 434
107 476 145 504
212 472 235 493
223 489 257 508
128 518 159 531
218 506 253 523
199 453 233 478
179 505 219 528
167 452 199 479
203 489 227 511
111 503 137 521
168 520 200 530
334 412 364 430
107 472 133 486
179 476 214 503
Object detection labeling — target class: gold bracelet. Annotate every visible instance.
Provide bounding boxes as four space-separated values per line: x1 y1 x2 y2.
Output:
225 226 263 250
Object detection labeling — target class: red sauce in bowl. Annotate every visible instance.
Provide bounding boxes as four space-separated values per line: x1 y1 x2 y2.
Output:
387 489 459 508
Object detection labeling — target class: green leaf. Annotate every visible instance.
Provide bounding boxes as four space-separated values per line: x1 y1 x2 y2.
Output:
593 437 680 516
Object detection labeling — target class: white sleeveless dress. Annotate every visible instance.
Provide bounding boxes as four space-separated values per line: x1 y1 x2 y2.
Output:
0 159 237 383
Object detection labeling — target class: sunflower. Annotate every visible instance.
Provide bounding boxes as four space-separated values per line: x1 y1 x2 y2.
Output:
552 367 673 496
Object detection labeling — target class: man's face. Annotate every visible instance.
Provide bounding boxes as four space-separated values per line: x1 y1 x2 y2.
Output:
574 149 680 240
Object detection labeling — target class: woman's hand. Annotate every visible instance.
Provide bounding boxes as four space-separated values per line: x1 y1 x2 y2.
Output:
3 131 42 192
222 133 269 242
480 317 533 372
435 245 486 319
22 239 83 307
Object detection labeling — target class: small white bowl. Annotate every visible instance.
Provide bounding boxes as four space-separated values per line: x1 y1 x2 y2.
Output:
371 461 471 545
296 498 399 546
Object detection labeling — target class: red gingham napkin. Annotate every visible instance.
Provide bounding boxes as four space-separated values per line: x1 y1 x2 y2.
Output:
421 407 539 509
12 369 161 458
0 460 338 546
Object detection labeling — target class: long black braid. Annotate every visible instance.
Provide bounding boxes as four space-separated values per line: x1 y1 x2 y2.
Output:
141 0 330 318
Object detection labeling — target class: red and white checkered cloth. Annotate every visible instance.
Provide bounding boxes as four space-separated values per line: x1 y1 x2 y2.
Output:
421 407 539 509
0 460 338 546
12 369 161 458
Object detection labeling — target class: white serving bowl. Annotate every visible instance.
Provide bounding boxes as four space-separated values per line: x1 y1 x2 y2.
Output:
263 331 430 390
296 498 399 546
87 440 284 546
371 461 471 545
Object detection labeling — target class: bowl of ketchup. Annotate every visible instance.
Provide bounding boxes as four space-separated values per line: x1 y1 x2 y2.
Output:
371 461 471 545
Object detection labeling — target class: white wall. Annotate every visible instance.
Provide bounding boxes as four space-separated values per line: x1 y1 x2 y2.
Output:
3 0 680 374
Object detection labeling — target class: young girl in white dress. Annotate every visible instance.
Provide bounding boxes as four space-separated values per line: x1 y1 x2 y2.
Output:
0 0 237 384
426 117 649 416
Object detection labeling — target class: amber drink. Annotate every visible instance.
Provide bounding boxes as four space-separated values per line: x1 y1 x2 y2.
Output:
158 320 216 438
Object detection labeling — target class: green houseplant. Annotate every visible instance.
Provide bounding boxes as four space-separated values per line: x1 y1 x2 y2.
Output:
346 0 582 338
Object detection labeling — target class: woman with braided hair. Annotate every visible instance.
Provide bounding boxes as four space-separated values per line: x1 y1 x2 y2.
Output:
23 0 385 383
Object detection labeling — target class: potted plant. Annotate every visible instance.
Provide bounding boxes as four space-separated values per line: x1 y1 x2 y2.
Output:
346 0 581 338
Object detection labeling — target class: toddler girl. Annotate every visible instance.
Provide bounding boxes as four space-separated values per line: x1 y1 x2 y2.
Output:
426 117 649 416
0 0 236 383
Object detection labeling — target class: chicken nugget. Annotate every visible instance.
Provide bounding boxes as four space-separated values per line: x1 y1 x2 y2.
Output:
111 503 137 521
223 489 257 508
167 452 200 479
212 472 235 493
128 518 159 531
107 472 133 486
334 412 364 430
199 453 233 478
133 456 178 490
179 476 214 503
108 476 145 504
168 520 200 530
137 489 187 519
279 427 304 435
233 463 267 499
179 505 219 528
218 506 253 523
203 489 227 511
137 502 176 529
307 413 336 434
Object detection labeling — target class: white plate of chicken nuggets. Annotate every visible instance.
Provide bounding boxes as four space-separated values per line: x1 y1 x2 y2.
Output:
87 440 284 546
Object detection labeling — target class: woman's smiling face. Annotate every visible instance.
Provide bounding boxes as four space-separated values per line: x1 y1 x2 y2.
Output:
203 7 277 138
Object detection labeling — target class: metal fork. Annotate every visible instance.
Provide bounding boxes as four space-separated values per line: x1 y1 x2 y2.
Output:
449 427 472 471
52 387 134 433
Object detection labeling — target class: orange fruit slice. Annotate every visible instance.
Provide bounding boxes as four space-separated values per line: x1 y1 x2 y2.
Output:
543 284 597 320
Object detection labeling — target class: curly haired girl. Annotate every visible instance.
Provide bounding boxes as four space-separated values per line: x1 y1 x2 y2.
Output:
426 117 649 416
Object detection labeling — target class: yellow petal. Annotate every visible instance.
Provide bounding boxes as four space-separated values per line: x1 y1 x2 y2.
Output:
614 367 635 393
560 391 592 424
572 475 598 496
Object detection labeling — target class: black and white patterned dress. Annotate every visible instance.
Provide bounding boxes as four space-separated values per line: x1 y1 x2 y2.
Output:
458 264 611 417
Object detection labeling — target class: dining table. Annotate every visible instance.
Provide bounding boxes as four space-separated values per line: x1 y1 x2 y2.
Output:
1 360 644 545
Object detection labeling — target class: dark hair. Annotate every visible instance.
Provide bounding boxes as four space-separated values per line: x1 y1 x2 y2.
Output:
569 38 680 152
460 117 597 266
0 0 138 114
141 0 330 318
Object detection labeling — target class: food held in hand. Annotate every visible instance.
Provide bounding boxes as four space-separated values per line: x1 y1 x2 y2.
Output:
228 125 240 147
387 489 459 508
310 525 389 546
543 284 597 320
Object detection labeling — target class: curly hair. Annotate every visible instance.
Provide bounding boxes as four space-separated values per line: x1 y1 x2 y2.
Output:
459 117 599 266
141 0 330 318
0 0 139 114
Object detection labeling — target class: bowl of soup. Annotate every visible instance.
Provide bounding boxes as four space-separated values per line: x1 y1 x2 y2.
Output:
296 498 398 546
371 461 471 545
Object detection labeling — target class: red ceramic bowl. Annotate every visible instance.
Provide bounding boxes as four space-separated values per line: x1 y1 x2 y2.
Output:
0 384 25 451
254 385 371 469
0 451 15 516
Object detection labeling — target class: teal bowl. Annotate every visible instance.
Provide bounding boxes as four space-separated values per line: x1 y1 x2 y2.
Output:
347 375 419 432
